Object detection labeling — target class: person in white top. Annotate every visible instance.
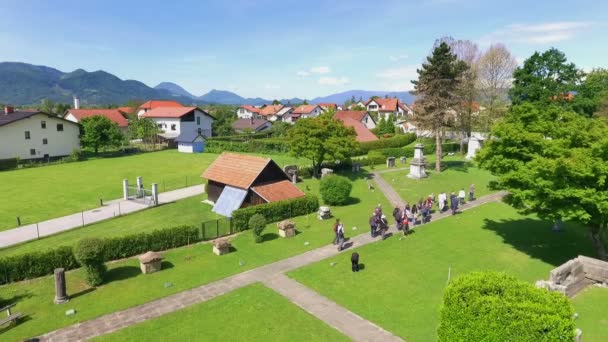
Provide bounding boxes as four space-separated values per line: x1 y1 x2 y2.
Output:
458 189 466 205
438 192 447 212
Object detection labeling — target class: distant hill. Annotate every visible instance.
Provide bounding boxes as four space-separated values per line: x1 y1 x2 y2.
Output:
0 62 416 107
311 90 415 105
0 62 196 106
154 82 196 98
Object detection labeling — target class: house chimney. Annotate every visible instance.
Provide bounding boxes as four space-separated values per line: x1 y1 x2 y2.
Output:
4 106 14 114
73 97 80 109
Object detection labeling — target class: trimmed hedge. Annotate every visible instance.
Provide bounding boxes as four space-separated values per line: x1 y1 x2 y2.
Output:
0 158 18 171
0 225 200 285
319 175 353 205
438 271 575 341
0 246 78 285
368 142 468 159
232 195 319 231
205 139 289 154
208 132 272 142
358 133 416 154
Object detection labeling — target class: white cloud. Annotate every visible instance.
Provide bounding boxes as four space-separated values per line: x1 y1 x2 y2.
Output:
318 76 350 86
264 84 281 89
389 54 408 62
310 66 331 74
296 70 311 77
481 21 593 45
375 66 419 80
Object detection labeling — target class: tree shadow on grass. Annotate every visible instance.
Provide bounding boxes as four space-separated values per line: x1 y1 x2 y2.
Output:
105 266 142 282
69 288 96 300
0 292 33 308
482 218 596 267
439 160 470 173
262 232 279 242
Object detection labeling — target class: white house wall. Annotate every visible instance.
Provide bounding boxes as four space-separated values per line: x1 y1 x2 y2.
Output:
0 114 80 160
150 109 213 138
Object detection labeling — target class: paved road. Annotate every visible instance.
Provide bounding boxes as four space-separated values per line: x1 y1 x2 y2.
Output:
0 185 205 249
38 192 505 342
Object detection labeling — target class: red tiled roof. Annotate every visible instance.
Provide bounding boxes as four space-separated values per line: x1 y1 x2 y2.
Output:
139 100 184 110
338 117 378 142
260 105 283 116
293 105 319 114
141 106 197 118
372 98 399 111
251 180 306 203
232 118 270 131
66 109 128 127
201 153 272 189
318 103 337 109
117 106 135 114
240 105 262 114
334 110 368 122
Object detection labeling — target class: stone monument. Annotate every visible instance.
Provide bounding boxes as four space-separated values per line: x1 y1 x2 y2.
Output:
352 162 361 173
213 239 232 255
466 137 484 160
386 157 396 168
138 251 164 274
321 168 334 178
317 206 332 220
535 255 608 297
407 144 428 179
54 268 69 304
277 220 296 238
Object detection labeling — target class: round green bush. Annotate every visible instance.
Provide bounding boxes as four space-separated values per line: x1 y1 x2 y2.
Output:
319 175 353 205
249 214 267 243
73 238 107 286
438 271 575 342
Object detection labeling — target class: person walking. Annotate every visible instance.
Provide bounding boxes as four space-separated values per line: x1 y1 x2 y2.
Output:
369 213 378 237
393 207 402 231
469 184 475 201
351 252 360 272
411 202 418 226
450 192 458 215
458 188 466 205
438 192 446 212
333 219 340 245
337 221 346 251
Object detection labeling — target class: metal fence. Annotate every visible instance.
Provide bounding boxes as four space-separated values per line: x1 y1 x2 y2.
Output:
201 217 234 240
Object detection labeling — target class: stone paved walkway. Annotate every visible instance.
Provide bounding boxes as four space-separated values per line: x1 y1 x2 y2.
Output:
264 274 403 342
39 191 505 342
370 170 407 207
0 185 205 248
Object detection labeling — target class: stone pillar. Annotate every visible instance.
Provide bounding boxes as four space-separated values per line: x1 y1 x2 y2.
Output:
291 171 297 184
575 328 582 342
136 176 143 198
152 183 159 206
466 137 484 160
408 144 428 179
122 179 129 200
54 268 69 304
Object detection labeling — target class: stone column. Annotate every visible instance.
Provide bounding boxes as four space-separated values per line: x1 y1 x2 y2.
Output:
122 179 129 200
152 183 159 206
291 171 297 184
54 268 69 304
136 176 143 198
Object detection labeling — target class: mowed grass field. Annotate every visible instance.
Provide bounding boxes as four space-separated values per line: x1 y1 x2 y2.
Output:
288 202 598 341
380 159 495 204
572 287 608 341
0 150 305 231
0 172 392 341
93 283 349 342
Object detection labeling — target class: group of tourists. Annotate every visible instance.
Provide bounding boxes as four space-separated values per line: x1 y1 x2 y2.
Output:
436 184 475 216
369 204 389 239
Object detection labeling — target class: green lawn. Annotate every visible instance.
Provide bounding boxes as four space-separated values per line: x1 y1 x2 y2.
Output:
379 159 495 204
0 150 305 231
288 202 597 341
572 287 608 341
92 283 348 342
0 194 219 257
0 172 391 341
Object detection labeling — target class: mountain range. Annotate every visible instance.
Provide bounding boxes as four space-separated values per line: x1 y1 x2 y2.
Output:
0 62 414 106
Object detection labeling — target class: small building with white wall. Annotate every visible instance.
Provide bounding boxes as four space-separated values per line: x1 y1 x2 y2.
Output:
140 106 215 139
0 107 80 160
176 131 206 153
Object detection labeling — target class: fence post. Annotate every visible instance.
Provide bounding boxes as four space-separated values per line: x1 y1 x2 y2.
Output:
123 179 129 200
81 211 85 227
216 220 219 238
36 223 40 239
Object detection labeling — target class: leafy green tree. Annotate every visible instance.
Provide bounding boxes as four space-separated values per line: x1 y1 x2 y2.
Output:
288 113 357 178
80 115 123 154
302 99 309 105
207 105 237 136
510 48 582 107
269 121 291 137
249 214 267 243
438 271 574 341
73 238 106 286
319 175 353 205
371 95 380 100
477 103 608 259
573 68 608 117
272 99 281 105
412 42 468 172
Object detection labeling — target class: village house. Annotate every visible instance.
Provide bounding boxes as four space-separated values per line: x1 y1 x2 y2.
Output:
289 105 323 122
202 153 305 217
0 106 80 161
317 103 338 112
64 108 129 134
334 116 378 143
175 131 206 153
366 98 412 121
137 100 184 117
334 110 377 129
232 118 272 133
237 105 263 119
140 106 214 140
259 104 286 122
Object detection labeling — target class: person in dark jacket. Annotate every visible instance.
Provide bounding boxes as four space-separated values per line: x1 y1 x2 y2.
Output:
369 213 377 237
450 192 458 215
393 207 402 230
351 252 360 272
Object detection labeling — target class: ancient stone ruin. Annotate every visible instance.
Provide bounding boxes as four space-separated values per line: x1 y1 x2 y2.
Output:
277 220 296 238
317 206 332 220
213 239 232 256
321 168 334 178
407 144 428 179
138 251 164 274
535 255 608 297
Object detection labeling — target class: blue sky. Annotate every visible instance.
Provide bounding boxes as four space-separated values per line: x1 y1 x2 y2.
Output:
1 0 607 99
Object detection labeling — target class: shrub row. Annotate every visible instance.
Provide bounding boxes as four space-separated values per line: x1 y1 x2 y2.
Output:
357 133 416 154
0 225 200 285
368 142 468 159
205 139 289 154
208 132 272 142
0 158 18 171
232 195 319 231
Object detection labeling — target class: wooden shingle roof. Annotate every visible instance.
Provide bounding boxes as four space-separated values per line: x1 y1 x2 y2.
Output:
201 153 272 189
251 180 305 203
